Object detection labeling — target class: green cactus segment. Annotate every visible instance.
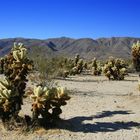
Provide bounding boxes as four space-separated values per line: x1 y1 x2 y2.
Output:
12 43 27 62
0 78 18 113
0 89 11 99
0 79 12 101
0 79 10 90
131 41 140 71
30 85 70 120
103 57 127 80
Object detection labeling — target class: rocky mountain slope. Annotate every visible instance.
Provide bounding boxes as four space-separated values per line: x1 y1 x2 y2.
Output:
0 37 140 59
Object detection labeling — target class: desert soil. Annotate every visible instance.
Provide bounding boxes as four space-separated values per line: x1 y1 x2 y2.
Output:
0 74 140 140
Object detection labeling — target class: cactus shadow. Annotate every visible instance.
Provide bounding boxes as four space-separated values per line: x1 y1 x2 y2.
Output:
41 110 140 133
54 117 140 133
93 110 133 119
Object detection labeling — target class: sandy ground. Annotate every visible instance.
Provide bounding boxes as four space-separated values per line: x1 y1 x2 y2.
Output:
0 74 140 140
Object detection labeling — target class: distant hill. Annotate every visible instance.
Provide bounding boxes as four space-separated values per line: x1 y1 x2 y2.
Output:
0 37 140 59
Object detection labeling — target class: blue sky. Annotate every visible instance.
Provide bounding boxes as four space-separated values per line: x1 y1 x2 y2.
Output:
0 0 139 39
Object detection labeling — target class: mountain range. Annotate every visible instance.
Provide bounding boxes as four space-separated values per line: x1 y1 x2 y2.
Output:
0 37 140 59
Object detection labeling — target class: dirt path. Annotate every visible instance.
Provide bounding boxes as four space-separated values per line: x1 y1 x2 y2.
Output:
0 74 140 140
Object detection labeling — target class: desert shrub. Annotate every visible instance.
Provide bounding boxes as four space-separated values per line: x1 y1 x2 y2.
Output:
51 57 71 78
27 46 60 82
29 50 87 79
33 54 86 78
103 57 127 80
28 49 72 79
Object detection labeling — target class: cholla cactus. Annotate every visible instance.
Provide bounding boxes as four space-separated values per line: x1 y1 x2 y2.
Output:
0 43 33 124
131 41 140 91
74 54 80 65
55 54 86 77
76 59 84 73
30 85 70 121
131 41 140 71
92 57 102 76
103 57 127 80
69 54 84 75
